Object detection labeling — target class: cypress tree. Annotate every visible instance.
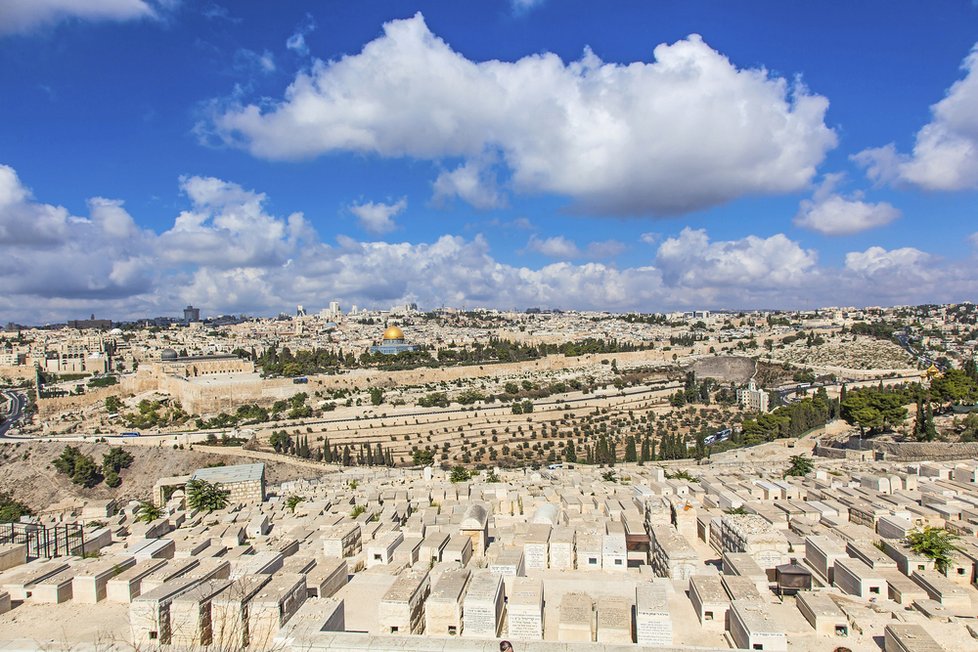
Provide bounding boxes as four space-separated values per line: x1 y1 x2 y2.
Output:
624 436 636 463
923 403 938 442
914 398 926 438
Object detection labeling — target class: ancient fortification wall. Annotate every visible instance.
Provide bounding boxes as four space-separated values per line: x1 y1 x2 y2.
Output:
0 366 35 382
307 349 682 393
872 441 978 462
37 384 127 417
34 349 684 418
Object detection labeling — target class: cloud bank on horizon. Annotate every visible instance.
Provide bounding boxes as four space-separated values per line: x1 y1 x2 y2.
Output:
0 162 973 324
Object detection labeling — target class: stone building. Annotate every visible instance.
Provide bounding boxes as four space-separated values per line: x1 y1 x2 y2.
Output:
156 463 268 506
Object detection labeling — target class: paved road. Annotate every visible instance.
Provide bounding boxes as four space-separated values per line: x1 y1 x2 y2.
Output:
776 372 921 405
0 390 27 439
895 330 945 371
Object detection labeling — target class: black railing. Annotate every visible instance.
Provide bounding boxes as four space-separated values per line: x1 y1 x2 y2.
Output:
0 522 85 560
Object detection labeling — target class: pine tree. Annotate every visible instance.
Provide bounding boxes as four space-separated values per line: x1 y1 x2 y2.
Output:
640 436 650 462
565 439 577 463
342 445 352 466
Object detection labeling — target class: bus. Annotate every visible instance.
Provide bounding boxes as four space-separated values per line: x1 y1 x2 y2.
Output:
120 431 141 438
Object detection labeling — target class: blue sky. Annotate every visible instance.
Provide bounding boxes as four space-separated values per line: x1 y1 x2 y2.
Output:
1 0 977 322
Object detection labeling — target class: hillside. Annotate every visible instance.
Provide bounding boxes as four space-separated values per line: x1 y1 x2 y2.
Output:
0 441 327 514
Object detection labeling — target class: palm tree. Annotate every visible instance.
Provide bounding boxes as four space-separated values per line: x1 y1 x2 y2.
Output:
285 495 304 513
185 479 230 513
906 526 961 574
134 500 163 523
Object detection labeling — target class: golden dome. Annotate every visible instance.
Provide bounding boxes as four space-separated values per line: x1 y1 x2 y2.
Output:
383 325 404 341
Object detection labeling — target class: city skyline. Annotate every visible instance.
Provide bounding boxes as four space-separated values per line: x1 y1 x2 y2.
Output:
2 1 978 322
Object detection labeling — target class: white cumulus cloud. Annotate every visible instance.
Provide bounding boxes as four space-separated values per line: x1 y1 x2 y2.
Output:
157 175 312 269
656 227 818 289
432 160 506 210
207 13 836 216
794 174 900 235
526 236 626 260
0 165 155 301
0 0 163 35
855 44 978 190
526 235 581 259
349 198 407 235
844 245 932 278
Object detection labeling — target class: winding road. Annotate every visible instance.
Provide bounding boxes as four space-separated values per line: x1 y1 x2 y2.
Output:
0 390 27 440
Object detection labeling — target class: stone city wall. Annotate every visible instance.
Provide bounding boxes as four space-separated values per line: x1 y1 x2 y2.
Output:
307 349 682 393
34 349 682 418
872 441 978 462
155 375 296 414
37 384 128 417
0 366 36 382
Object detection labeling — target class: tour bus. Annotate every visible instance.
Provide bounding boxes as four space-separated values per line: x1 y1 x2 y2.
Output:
120 431 141 437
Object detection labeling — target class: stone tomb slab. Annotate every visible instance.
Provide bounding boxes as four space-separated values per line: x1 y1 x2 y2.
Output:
557 592 593 642
596 595 633 644
635 582 672 646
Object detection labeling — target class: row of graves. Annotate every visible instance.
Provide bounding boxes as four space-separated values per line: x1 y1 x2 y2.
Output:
0 459 975 650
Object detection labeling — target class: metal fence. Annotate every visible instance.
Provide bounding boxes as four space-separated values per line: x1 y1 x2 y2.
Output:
0 522 85 560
